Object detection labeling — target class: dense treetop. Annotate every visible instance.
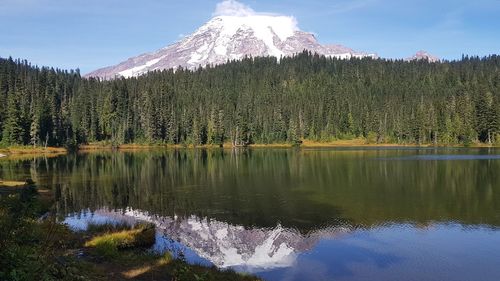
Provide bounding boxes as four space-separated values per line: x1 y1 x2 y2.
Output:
0 52 499 147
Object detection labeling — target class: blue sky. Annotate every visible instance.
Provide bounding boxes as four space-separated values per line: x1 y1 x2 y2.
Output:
1 0 499 74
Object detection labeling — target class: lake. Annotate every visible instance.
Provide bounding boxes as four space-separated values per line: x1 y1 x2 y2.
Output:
2 148 500 281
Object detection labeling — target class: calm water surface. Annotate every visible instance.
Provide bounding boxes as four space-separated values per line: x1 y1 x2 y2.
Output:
2 148 500 281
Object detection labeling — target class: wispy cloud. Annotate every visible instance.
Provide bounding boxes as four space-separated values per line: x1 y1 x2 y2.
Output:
213 0 256 17
211 0 299 30
212 0 292 17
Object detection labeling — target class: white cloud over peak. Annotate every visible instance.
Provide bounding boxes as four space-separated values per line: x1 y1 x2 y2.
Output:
211 0 300 40
213 0 256 17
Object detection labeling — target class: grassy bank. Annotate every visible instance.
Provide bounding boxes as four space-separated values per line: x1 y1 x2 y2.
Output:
79 143 168 151
0 146 67 160
0 184 261 281
0 146 67 154
82 138 500 150
2 139 499 157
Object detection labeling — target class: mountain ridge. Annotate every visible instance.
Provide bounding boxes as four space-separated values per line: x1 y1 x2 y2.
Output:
85 14 377 79
406 50 440 62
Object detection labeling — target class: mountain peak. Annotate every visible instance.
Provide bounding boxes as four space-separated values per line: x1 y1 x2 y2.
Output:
85 3 376 79
194 14 299 59
407 50 440 62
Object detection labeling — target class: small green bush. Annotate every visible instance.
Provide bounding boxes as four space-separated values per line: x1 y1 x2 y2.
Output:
94 240 119 259
85 222 156 256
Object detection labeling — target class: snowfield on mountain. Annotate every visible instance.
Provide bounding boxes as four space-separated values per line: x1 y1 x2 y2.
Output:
85 13 376 79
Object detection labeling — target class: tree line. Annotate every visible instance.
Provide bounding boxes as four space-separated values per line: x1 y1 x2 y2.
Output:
0 52 499 147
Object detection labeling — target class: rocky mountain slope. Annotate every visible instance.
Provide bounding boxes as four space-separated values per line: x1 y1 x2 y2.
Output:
406 50 440 62
85 14 376 79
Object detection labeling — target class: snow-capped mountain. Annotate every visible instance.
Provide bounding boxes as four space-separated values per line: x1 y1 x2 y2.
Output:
406 50 440 62
85 13 376 79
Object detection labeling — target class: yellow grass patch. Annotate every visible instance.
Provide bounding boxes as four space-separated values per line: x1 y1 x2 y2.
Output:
79 142 167 151
0 146 66 160
300 138 429 147
0 180 27 187
122 265 153 279
85 223 155 250
248 143 293 148
86 229 143 248
0 146 66 154
121 253 172 279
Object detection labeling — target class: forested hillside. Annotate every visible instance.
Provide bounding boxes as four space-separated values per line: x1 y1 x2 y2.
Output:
0 52 499 147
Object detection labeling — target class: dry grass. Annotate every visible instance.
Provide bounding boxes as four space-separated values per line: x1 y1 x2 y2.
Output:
0 146 66 154
79 143 167 151
78 143 116 150
73 139 484 151
0 180 28 187
85 227 155 249
80 142 229 151
0 146 66 160
300 138 430 147
247 143 293 148
84 223 156 258
121 253 173 279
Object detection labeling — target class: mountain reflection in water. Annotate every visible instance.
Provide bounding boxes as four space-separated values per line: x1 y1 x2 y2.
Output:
64 208 351 271
1 148 499 281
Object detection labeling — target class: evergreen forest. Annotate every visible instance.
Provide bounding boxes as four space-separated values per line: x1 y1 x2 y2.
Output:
0 52 499 147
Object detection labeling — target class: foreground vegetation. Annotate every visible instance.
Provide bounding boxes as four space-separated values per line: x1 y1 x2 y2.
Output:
0 185 261 281
0 53 499 148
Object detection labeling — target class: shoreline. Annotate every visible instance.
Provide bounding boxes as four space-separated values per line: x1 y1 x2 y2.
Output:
0 183 261 281
0 139 498 158
0 146 67 160
79 139 500 150
0 146 67 155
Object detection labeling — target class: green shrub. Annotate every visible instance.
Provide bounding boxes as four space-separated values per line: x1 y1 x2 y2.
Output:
85 222 156 255
94 240 119 259
365 132 378 144
0 187 77 280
